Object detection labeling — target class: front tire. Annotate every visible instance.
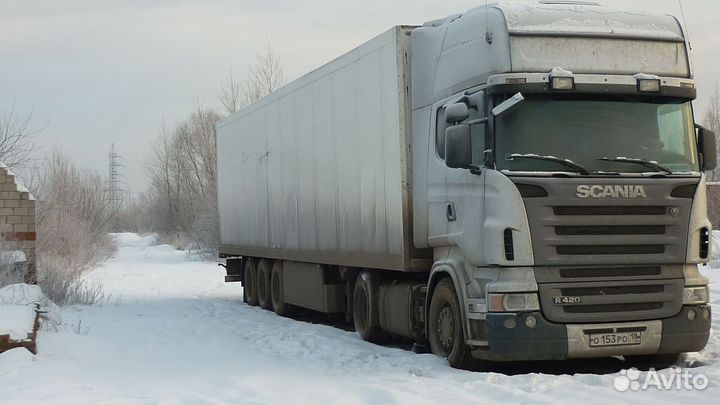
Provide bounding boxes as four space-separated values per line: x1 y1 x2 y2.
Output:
257 259 273 310
244 259 259 306
428 278 472 369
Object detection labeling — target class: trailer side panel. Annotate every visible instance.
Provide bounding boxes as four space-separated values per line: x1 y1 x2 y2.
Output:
217 27 426 271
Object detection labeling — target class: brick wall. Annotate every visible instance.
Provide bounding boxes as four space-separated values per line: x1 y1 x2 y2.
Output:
0 165 36 284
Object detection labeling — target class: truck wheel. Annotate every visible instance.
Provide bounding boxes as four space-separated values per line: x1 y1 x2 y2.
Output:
270 260 290 316
625 353 681 369
244 259 259 306
257 259 273 310
428 278 472 369
353 271 389 344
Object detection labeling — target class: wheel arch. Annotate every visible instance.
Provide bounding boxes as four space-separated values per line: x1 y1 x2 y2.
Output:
425 261 470 344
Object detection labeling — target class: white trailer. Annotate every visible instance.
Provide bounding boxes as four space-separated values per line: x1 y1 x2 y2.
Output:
217 27 429 273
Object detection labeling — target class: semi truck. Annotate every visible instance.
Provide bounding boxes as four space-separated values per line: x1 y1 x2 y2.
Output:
216 1 717 369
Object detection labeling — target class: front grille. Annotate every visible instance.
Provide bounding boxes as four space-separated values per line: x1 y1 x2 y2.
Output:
556 245 665 255
539 279 683 323
553 206 666 216
558 266 662 279
561 284 664 296
555 225 665 236
563 302 664 314
517 178 694 266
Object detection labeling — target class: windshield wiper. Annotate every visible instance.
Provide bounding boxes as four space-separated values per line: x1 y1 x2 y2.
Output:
598 157 673 174
508 153 590 175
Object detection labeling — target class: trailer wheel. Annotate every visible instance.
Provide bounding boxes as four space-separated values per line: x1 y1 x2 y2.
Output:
352 271 389 344
244 259 259 306
270 260 290 316
257 259 273 310
428 278 472 369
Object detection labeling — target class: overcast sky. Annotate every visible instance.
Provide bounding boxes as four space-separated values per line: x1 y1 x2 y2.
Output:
1 0 719 194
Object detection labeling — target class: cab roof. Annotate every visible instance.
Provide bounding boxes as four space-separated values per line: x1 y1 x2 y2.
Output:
491 1 685 42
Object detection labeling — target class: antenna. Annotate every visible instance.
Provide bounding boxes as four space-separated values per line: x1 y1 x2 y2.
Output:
485 0 493 44
107 143 124 211
678 0 692 50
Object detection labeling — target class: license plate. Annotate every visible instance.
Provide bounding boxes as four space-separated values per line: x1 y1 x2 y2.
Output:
589 332 642 347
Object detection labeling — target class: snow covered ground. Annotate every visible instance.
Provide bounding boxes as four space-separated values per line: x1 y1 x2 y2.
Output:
1 233 719 404
0 284 42 340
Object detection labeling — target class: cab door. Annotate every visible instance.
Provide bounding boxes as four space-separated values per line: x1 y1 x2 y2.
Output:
426 91 488 265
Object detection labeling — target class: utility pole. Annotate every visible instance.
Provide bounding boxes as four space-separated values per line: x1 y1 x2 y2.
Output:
107 143 124 211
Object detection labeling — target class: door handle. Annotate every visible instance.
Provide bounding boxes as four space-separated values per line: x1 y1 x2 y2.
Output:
446 203 457 222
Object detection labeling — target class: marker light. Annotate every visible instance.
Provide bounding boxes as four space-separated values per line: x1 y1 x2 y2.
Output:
638 79 661 92
505 77 527 84
550 77 575 90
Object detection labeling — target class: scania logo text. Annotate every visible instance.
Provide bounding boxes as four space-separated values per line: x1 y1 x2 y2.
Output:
576 185 647 199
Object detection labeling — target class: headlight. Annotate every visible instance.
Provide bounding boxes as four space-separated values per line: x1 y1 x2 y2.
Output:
488 293 540 312
683 286 709 305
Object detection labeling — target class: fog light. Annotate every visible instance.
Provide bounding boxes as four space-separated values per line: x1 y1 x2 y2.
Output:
525 316 537 328
550 77 575 90
503 317 517 329
683 286 709 305
688 309 697 321
704 309 711 320
638 78 661 92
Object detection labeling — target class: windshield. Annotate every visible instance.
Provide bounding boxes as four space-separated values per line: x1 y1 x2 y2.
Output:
494 95 699 174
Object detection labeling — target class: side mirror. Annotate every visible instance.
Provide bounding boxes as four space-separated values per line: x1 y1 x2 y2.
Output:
698 125 717 171
492 92 525 117
445 124 472 169
445 103 469 124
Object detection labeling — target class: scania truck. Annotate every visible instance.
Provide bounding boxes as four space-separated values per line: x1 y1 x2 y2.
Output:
217 1 716 368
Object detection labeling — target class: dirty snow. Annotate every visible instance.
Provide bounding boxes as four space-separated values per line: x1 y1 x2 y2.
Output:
633 73 661 81
550 66 574 77
0 232 718 404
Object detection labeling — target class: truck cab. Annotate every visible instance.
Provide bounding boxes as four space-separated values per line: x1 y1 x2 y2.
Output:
411 1 715 366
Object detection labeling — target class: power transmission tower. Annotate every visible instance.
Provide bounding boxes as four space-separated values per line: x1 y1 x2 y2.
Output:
107 143 124 211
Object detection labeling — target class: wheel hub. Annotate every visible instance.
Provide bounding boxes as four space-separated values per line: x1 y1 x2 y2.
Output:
437 306 454 351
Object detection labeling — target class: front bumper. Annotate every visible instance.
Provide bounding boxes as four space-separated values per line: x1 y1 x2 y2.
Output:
471 305 711 362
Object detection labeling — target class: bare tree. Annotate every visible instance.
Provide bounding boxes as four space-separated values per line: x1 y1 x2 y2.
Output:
142 107 222 253
704 84 720 182
34 151 116 304
245 39 286 103
218 39 286 115
0 103 40 170
218 72 243 116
